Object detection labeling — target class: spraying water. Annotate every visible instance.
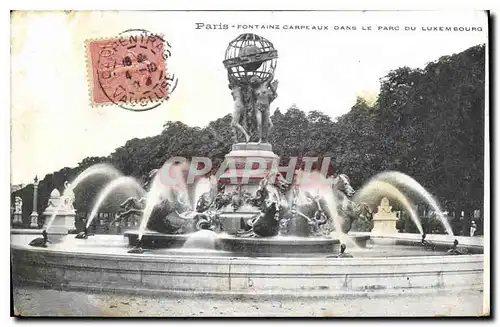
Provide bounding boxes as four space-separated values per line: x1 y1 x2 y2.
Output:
69 164 121 191
137 171 168 243
267 184 281 204
296 171 357 248
136 162 193 243
183 230 218 249
44 202 68 231
371 171 453 235
45 164 122 230
293 170 321 205
164 163 192 209
86 176 145 230
193 177 213 209
354 180 422 234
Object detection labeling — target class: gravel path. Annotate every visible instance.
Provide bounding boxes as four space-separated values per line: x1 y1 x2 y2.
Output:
12 286 486 317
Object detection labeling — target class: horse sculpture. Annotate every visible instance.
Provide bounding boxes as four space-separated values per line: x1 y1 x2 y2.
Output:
147 188 213 235
113 196 145 226
237 176 331 237
110 168 214 235
277 186 329 237
138 165 372 237
331 174 373 233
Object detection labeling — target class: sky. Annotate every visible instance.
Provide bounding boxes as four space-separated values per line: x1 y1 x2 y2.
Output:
10 10 488 185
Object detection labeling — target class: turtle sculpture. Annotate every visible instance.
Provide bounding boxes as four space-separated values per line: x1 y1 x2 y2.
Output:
29 229 51 248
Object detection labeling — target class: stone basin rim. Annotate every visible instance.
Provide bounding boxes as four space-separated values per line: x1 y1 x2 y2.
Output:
11 233 485 297
10 243 484 264
124 230 346 244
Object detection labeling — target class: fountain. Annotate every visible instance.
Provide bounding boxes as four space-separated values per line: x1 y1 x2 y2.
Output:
43 164 122 234
369 171 454 235
353 180 422 234
75 176 145 239
86 177 144 230
11 33 484 305
42 184 76 234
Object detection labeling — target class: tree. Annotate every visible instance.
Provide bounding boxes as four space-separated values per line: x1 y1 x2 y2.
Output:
12 44 485 235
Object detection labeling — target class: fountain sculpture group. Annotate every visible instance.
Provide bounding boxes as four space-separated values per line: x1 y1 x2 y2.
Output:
42 181 77 233
11 33 484 305
112 33 374 253
22 33 462 256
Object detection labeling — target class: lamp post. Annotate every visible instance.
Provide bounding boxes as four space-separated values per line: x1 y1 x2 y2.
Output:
29 176 39 228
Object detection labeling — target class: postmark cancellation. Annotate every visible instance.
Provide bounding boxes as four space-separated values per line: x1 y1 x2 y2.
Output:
86 30 175 110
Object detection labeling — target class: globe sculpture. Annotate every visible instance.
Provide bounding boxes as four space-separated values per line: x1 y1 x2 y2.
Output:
223 33 278 84
12 33 484 308
223 33 279 144
117 34 368 246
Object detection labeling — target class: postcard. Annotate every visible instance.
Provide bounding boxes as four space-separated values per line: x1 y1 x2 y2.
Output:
10 10 489 317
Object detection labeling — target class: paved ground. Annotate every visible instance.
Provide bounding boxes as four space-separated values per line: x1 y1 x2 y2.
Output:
12 286 487 317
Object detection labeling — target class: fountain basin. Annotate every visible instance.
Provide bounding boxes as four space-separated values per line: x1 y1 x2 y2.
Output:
11 233 484 298
353 232 484 254
11 228 68 243
123 231 369 256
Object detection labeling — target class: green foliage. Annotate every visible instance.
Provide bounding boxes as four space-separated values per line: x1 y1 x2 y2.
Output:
400 215 447 235
351 216 374 232
12 45 485 230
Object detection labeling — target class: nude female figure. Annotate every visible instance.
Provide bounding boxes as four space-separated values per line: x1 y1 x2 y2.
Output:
228 77 251 143
253 76 278 143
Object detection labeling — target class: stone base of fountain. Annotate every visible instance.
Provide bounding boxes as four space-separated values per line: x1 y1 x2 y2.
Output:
371 197 399 234
219 142 279 187
29 212 39 228
218 211 255 234
214 142 279 234
11 232 484 299
43 212 76 235
123 231 370 256
12 213 23 226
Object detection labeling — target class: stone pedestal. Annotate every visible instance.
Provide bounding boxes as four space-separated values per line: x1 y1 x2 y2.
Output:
371 197 398 234
30 176 40 228
217 142 279 233
220 143 279 186
42 188 76 234
44 211 76 234
29 212 39 228
13 196 23 226
12 213 23 226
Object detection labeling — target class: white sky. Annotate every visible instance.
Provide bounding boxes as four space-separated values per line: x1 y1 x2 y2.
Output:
10 10 487 184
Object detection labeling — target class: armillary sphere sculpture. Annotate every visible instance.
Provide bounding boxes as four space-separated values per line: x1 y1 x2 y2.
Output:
223 33 279 144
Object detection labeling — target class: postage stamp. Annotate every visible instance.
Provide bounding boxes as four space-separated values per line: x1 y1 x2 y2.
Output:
87 29 176 111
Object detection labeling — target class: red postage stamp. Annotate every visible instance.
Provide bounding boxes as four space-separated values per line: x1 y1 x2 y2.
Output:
87 30 172 110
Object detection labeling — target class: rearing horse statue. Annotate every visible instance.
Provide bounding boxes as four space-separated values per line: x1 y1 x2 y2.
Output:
331 174 373 233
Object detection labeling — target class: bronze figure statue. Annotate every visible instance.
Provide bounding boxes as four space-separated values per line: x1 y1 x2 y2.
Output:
114 196 145 226
251 75 278 144
447 239 467 255
337 244 354 258
223 33 279 144
331 174 374 233
229 76 251 143
29 229 51 248
228 74 279 144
